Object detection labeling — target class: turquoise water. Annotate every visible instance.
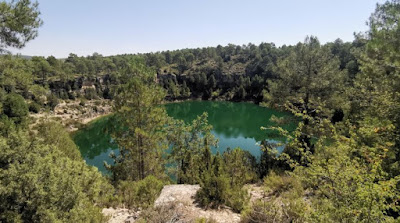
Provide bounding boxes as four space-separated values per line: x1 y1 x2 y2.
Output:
73 101 295 173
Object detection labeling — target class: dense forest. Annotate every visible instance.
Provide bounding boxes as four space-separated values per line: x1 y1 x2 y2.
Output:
0 34 362 107
2 0 400 222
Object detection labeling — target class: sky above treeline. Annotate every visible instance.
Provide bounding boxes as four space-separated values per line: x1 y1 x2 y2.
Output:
12 0 385 58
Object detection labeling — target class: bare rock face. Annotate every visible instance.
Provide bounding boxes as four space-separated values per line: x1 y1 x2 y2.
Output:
102 208 139 223
154 184 241 223
103 184 241 223
154 184 200 207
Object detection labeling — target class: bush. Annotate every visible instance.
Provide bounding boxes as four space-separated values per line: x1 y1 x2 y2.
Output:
79 99 86 106
0 131 113 222
195 152 250 213
36 121 82 160
240 172 306 223
2 93 28 124
137 202 218 223
263 172 302 197
117 175 165 209
224 188 250 213
47 94 59 110
197 173 249 213
84 88 98 100
29 102 41 113
241 196 307 223
59 90 68 99
68 92 76 100
196 173 230 209
136 202 181 223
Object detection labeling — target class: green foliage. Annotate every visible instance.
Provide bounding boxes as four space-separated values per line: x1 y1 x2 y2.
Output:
2 93 28 125
296 126 399 222
223 148 257 186
36 121 82 160
117 175 165 210
257 140 284 178
265 36 346 166
196 152 227 206
32 56 51 86
3 1 400 221
0 55 35 94
196 149 255 213
245 4 400 220
168 113 218 184
249 121 400 222
351 0 400 180
84 88 98 100
0 130 113 222
241 172 307 223
108 61 169 182
0 0 43 52
263 172 303 198
28 101 40 113
46 94 59 110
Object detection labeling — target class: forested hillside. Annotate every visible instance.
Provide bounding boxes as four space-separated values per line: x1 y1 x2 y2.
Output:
2 0 400 222
1 37 362 110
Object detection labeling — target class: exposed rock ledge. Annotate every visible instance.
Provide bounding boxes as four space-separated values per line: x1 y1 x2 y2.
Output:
103 184 241 223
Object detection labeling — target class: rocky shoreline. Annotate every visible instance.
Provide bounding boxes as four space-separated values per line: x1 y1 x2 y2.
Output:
30 99 112 132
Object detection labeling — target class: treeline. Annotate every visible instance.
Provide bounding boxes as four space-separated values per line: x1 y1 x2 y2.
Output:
0 35 363 115
144 37 362 101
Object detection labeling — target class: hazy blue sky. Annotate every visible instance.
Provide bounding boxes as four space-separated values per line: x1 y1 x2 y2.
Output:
12 0 384 58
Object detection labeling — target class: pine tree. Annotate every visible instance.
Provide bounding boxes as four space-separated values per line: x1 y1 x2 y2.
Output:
108 61 169 182
266 36 345 164
168 113 218 184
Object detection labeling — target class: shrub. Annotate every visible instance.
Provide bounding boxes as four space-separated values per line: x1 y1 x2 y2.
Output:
84 88 98 100
137 202 219 223
117 175 165 209
196 172 230 209
68 92 76 100
2 93 28 124
29 102 41 113
0 131 113 222
196 151 251 213
224 188 250 213
197 173 249 213
136 202 181 223
36 121 82 160
79 99 86 106
47 94 59 110
263 172 302 197
241 196 307 223
240 172 306 223
94 100 101 106
59 90 68 99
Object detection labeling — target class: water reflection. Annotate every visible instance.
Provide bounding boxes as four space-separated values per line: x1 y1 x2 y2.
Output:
73 101 295 173
165 101 294 142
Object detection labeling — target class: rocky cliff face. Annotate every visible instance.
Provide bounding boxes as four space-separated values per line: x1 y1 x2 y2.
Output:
46 74 115 100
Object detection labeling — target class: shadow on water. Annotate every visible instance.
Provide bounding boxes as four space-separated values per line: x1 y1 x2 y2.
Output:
73 101 296 174
73 116 119 173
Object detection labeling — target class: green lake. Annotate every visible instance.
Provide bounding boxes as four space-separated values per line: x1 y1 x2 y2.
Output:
73 101 295 173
